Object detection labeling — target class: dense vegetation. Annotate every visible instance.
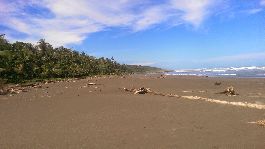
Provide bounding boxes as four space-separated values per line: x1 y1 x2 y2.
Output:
0 35 163 83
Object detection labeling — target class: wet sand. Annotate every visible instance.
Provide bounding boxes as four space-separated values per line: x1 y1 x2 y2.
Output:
0 75 265 148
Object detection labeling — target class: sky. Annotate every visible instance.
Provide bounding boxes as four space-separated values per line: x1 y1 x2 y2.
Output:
0 0 265 69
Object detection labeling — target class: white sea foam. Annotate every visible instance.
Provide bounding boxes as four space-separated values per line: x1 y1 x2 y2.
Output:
166 66 265 77
217 74 237 76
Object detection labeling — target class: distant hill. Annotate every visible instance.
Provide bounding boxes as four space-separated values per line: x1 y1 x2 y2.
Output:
125 65 165 73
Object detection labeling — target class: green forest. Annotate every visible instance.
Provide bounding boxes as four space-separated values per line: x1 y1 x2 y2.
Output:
0 35 162 83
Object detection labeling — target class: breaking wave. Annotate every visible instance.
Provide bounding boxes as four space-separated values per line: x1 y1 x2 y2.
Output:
166 66 265 78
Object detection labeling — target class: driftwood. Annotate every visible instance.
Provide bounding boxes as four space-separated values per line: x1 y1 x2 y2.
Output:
0 79 8 95
0 89 8 95
0 83 42 95
248 120 265 127
87 82 96 85
123 87 180 97
158 75 166 79
0 87 28 95
123 87 151 94
134 87 152 94
218 86 238 96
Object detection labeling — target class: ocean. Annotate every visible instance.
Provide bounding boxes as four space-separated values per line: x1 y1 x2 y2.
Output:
165 66 265 78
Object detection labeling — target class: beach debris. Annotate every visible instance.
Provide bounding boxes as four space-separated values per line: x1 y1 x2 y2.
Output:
134 87 152 94
78 82 100 89
1 86 28 95
22 88 28 92
1 81 9 95
214 82 221 86
0 89 4 95
122 87 265 110
123 87 152 94
32 84 42 88
88 82 96 85
182 90 193 93
44 80 56 84
158 74 166 79
78 82 97 89
165 93 180 98
0 88 8 95
123 87 180 97
123 88 132 92
248 120 265 127
8 88 22 94
219 86 238 96
80 85 87 88
0 82 43 95
20 82 42 88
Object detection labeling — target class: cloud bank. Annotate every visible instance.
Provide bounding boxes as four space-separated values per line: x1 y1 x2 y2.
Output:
1 0 222 46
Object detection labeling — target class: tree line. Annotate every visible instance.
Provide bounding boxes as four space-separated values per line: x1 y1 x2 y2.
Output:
0 35 130 83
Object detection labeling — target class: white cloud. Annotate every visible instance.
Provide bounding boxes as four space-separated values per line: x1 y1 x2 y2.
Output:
0 0 221 46
133 5 172 31
0 0 30 14
170 0 218 27
244 8 263 14
42 0 139 26
261 0 265 6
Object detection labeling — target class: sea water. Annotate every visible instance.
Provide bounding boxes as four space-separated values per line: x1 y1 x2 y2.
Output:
165 66 265 78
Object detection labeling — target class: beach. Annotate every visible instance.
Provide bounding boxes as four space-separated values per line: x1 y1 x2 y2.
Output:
0 75 265 148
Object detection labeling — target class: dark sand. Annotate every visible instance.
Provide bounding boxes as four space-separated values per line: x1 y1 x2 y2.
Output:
0 75 265 148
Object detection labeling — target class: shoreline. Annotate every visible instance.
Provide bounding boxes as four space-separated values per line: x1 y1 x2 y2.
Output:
164 71 265 79
165 74 265 79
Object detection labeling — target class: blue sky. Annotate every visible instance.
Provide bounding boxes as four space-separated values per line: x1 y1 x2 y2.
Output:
0 0 265 69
